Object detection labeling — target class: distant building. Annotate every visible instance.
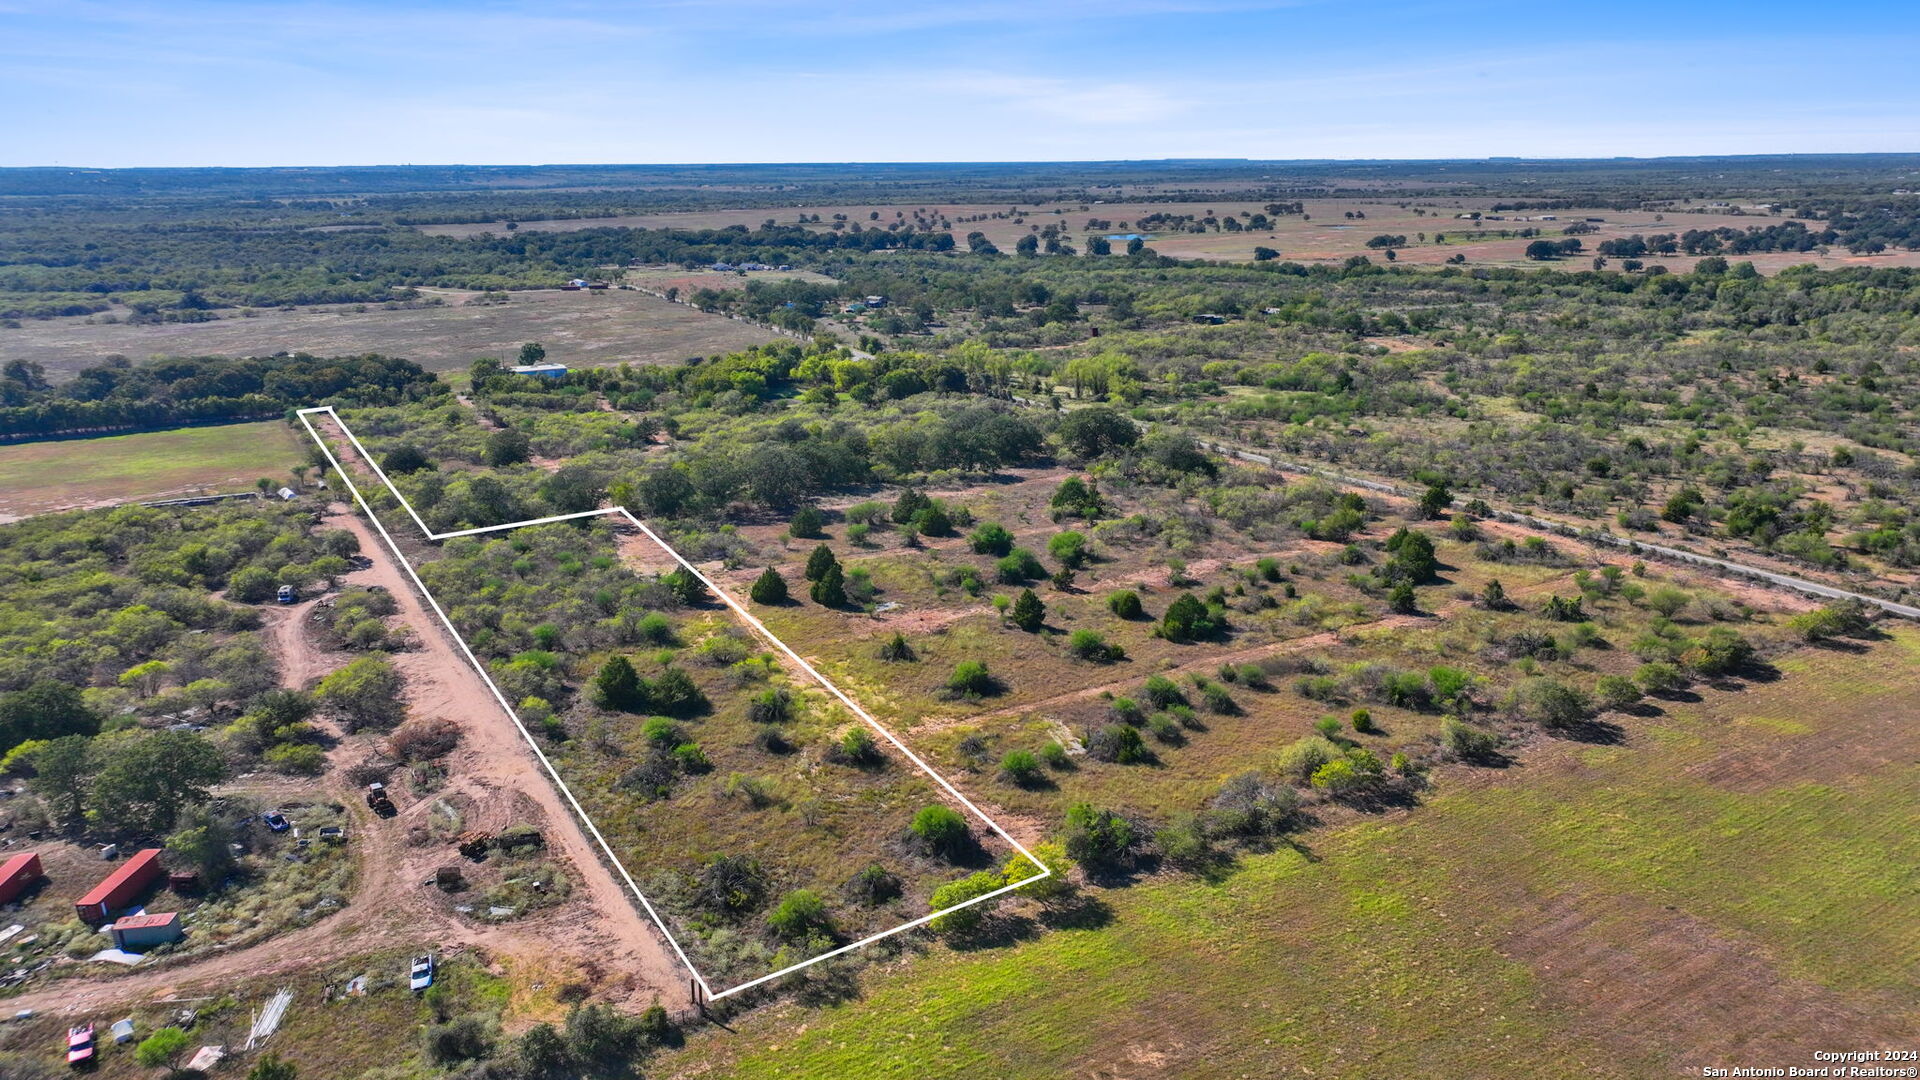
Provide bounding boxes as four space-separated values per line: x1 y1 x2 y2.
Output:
864 294 888 307
275 487 297 501
108 912 183 950
509 363 568 379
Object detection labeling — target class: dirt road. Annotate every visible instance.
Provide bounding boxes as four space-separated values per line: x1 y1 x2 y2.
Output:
8 504 686 1018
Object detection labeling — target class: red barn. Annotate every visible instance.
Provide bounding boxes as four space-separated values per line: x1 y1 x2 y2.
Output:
75 849 163 924
0 852 42 905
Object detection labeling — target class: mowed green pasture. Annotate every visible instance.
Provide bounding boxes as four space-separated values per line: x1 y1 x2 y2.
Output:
662 628 1920 1079
0 421 307 519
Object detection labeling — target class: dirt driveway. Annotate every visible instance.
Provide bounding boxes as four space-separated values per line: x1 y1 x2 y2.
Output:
7 504 686 1018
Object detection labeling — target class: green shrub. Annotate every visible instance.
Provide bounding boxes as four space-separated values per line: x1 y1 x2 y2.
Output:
1440 716 1500 761
995 548 1046 583
998 749 1043 787
749 567 788 604
845 863 902 906
968 522 1015 556
788 506 824 539
910 805 971 858
1107 589 1145 619
1062 803 1135 870
827 727 877 766
1048 531 1089 568
1086 723 1148 764
767 888 833 941
1066 629 1121 661
947 661 996 697
1595 674 1642 710
928 870 1001 934
1147 713 1183 744
1158 592 1224 642
1143 674 1185 708
877 632 916 662
1039 741 1073 769
1276 734 1343 783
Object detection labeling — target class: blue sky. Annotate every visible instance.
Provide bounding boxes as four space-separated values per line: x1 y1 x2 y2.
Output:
2 0 1916 167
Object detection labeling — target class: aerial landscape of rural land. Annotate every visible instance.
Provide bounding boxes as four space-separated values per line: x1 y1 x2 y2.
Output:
1 2 1917 1078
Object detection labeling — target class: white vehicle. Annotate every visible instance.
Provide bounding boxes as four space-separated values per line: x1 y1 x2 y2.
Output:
409 954 434 992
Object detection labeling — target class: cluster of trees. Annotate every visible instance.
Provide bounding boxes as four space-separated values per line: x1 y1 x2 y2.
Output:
0 352 438 438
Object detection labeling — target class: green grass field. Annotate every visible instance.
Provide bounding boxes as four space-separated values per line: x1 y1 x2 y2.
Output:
660 629 1920 1079
0 421 308 519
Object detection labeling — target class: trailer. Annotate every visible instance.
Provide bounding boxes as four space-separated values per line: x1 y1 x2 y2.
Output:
0 852 43 905
74 848 163 924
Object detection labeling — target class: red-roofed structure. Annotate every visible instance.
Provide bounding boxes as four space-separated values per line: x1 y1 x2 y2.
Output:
75 848 163 924
108 911 182 948
0 852 42 905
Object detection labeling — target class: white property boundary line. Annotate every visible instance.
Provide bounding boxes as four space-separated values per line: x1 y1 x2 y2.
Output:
296 406 1047 1003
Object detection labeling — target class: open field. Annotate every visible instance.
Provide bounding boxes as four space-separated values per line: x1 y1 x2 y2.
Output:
0 420 308 521
2 287 787 383
416 199 1920 275
662 627 1920 1079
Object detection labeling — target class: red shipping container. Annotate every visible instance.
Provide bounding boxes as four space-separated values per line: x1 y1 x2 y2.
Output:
75 848 163 924
0 852 42 905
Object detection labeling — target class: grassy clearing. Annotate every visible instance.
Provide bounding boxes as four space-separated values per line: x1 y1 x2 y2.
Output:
8 287 786 380
662 629 1920 1079
0 421 307 519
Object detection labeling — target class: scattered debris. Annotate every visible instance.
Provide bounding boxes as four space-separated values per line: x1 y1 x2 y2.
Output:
246 987 293 1050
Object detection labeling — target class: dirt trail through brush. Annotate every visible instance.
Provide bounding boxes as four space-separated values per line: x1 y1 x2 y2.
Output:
9 500 686 1017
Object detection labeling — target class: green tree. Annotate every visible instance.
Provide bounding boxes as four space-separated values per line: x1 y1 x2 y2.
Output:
810 563 848 607
167 807 236 882
22 735 92 827
0 680 99 753
1009 588 1045 631
518 342 547 365
788 506 824 538
1158 592 1221 642
91 731 227 833
749 567 789 604
803 543 839 582
315 655 406 732
1056 406 1138 457
590 655 644 712
540 464 604 514
483 429 531 467
380 443 433 475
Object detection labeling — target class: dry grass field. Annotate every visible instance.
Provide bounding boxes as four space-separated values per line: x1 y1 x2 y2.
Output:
416 200 1920 275
0 420 309 521
2 287 786 382
660 625 1920 1079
